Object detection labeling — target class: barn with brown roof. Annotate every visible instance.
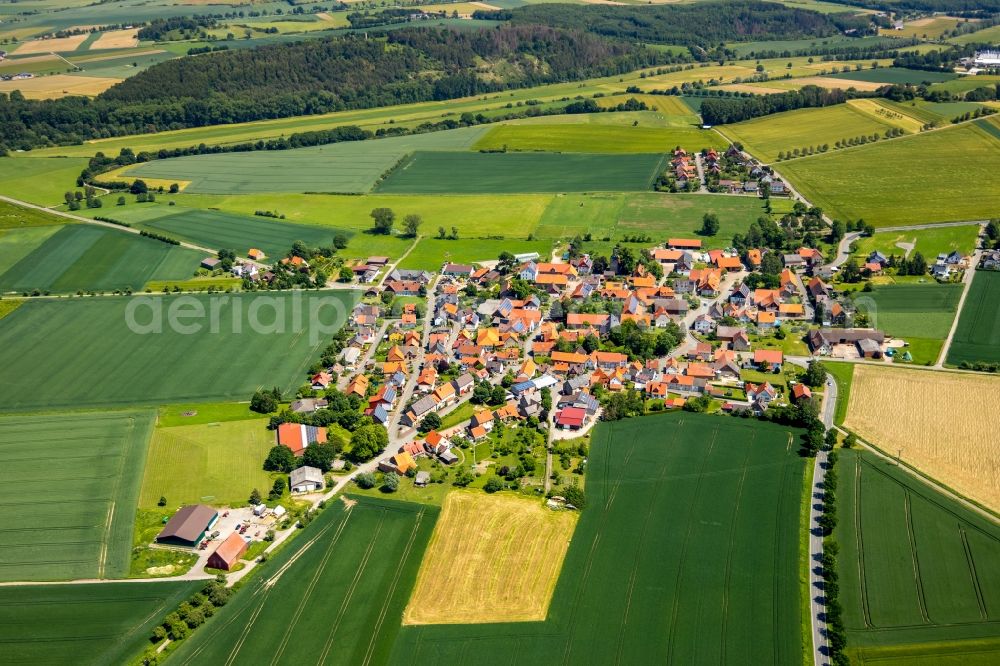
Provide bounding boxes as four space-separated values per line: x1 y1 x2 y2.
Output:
155 505 218 547
207 532 248 571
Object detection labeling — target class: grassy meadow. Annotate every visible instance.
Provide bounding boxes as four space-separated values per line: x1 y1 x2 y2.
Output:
724 104 896 162
0 224 201 294
375 151 667 193
170 497 438 666
854 283 964 364
947 270 1000 366
472 123 722 153
0 411 155 581
837 449 1000 664
0 157 91 206
779 121 1000 226
0 580 201 664
138 417 281 509
393 412 806 664
851 223 981 262
0 292 355 412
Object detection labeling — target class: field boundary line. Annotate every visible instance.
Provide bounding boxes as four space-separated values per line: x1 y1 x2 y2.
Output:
361 508 426 666
720 431 755 663
903 492 932 624
959 527 988 621
316 510 386 665
665 426 718 664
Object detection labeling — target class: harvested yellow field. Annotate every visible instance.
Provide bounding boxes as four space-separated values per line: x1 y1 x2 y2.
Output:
847 98 925 133
91 28 139 50
718 83 789 94
403 491 577 625
0 74 121 99
784 76 885 92
846 365 1000 511
14 34 88 54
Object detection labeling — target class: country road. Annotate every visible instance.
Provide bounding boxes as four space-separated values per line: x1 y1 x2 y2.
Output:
809 449 831 666
935 248 982 367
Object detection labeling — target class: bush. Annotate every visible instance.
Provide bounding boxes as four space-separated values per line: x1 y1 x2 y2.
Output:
381 472 400 492
355 472 376 489
560 484 586 509
483 476 504 493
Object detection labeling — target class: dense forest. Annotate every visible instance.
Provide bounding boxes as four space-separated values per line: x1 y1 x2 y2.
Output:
815 0 999 12
474 2 841 46
0 25 663 151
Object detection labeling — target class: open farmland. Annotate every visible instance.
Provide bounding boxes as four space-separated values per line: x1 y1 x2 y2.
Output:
0 223 201 294
0 291 355 412
0 157 92 206
846 98 930 134
778 121 1000 226
123 126 490 194
392 412 806 664
125 206 347 259
947 270 1000 366
837 449 1000 664
881 16 966 40
404 491 577 625
851 223 981 262
826 67 957 85
138 417 281 509
854 284 963 364
845 365 1000 511
0 580 200 664
0 411 154 581
0 74 122 99
170 497 437 666
398 237 552 271
723 104 895 162
473 123 723 153
376 151 667 193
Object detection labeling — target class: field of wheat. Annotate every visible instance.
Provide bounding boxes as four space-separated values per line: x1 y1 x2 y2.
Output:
403 491 577 625
846 364 1000 511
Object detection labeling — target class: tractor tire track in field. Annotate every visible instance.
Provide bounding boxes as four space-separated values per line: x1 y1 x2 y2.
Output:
903 493 932 624
317 511 387 666
959 527 989 621
854 456 873 629
361 508 426 666
720 432 755 663
665 426 718 665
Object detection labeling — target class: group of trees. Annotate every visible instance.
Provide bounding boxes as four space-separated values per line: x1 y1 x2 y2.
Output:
369 208 422 236
148 578 230 650
700 85 850 126
818 451 849 665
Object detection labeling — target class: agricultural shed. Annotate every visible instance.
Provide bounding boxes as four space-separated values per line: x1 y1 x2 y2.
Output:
207 532 248 571
155 505 218 547
290 466 324 493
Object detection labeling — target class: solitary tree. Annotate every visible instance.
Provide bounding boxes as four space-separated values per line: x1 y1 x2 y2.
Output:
263 445 295 473
381 472 400 493
249 488 262 505
370 208 395 234
250 389 277 413
700 212 720 236
268 478 286 501
158 495 167 507
403 213 422 237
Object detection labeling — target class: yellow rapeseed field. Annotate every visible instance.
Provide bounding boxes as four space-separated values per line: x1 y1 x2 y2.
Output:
846 365 1000 511
403 491 577 625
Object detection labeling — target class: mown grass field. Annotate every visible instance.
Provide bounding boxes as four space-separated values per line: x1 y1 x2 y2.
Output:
375 151 667 193
0 580 200 664
854 283 963 364
124 126 490 194
0 156 91 206
724 104 895 163
404 491 577 625
472 123 722 153
0 411 155 581
947 270 1000 366
398 237 553 271
846 365 1000 511
0 224 201 294
138 417 279 509
392 412 806 664
881 16 965 40
0 292 355 412
126 205 347 259
779 121 1000 226
837 448 1000 664
851 224 981 262
170 497 437 666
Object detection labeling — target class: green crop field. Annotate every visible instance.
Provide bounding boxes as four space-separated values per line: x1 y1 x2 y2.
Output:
837 449 1000 664
947 270 1000 366
949 23 1000 45
723 104 895 162
851 224 981 262
0 224 201 294
127 205 348 259
473 123 722 153
123 127 490 194
376 151 667 194
0 291 355 412
927 75 1000 96
0 156 91 206
0 580 200 664
826 67 958 85
139 417 281 509
0 411 154 581
855 284 963 364
392 412 806 664
170 497 437 666
779 122 1000 226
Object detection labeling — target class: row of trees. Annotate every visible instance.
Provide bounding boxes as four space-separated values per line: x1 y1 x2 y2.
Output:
700 85 850 125
369 208 422 237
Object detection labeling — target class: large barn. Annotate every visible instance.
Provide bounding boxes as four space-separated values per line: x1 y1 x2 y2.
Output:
155 504 218 547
